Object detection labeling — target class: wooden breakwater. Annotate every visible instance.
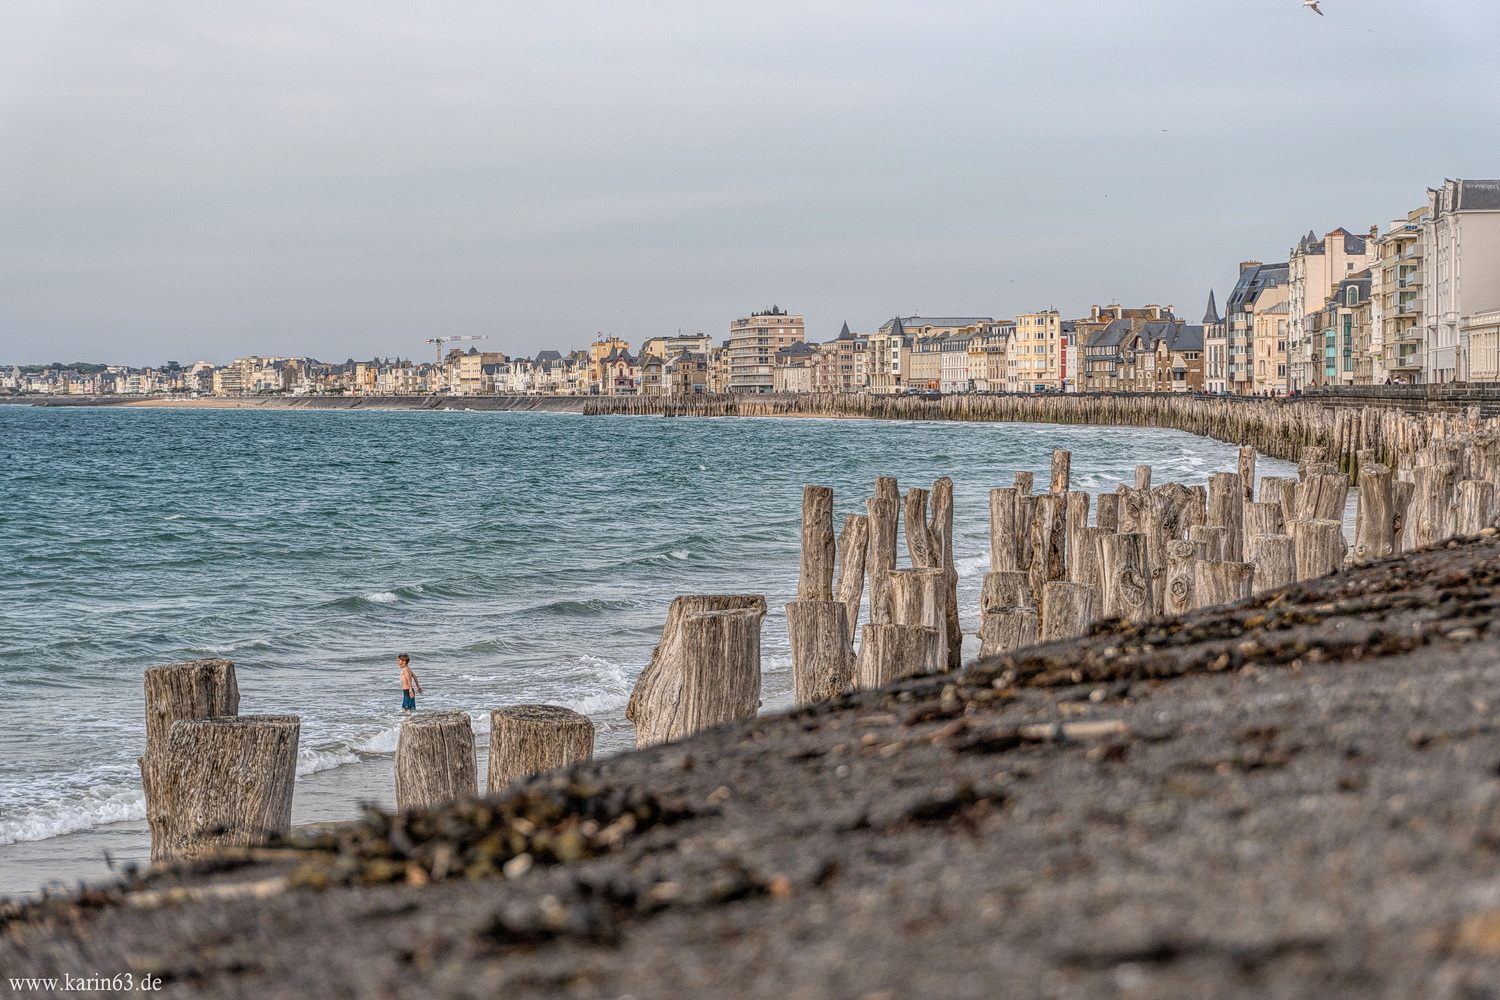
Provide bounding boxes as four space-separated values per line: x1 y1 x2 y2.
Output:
581 391 1500 480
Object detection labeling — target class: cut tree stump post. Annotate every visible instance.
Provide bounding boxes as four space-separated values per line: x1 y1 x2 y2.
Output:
1406 465 1454 549
978 607 1039 658
1192 560 1253 609
888 568 948 659
1393 479 1416 552
1208 472 1244 562
981 570 1032 610
1098 532 1151 622
1096 493 1120 532
145 715 299 862
1028 495 1058 607
928 477 961 670
1188 524 1228 562
903 488 936 568
396 711 478 811
990 488 1019 572
671 607 764 740
865 497 899 625
875 477 900 504
856 623 941 687
1014 471 1034 496
1247 534 1296 593
1158 538 1195 616
1065 491 1090 578
786 600 854 706
1238 447 1257 504
1353 463 1395 562
1050 450 1071 494
1040 581 1093 642
1069 525 1108 611
1135 465 1152 491
834 513 870 641
799 486 836 600
1015 496 1037 571
486 705 594 792
1291 519 1347 581
627 595 767 747
1298 473 1350 522
1455 480 1496 535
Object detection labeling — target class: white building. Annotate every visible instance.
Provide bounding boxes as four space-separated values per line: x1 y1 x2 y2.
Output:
1421 179 1500 383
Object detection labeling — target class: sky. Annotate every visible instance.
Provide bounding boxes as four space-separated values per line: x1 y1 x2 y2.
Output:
1 0 1497 367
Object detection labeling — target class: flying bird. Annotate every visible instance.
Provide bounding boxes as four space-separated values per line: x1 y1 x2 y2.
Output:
1303 0 1324 14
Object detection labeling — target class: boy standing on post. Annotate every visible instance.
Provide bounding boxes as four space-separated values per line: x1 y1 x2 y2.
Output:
398 654 423 712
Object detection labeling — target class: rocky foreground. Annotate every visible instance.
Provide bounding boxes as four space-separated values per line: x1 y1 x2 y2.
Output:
7 537 1500 999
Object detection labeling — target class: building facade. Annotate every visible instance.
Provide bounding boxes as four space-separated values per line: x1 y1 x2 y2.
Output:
728 307 805 392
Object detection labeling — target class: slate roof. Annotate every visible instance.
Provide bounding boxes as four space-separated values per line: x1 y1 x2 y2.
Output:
534 350 562 364
879 316 993 332
1203 290 1221 325
1226 262 1290 317
1455 179 1500 211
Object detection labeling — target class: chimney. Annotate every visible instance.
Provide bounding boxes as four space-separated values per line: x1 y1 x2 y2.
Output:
1240 260 1262 274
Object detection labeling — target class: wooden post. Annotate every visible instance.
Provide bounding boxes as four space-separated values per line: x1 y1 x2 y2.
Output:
1098 532 1151 622
1298 473 1350 522
142 659 240 760
990 487 1019 572
856 623 941 687
1096 493 1120 532
834 513 870 641
1163 539 1197 616
978 607 1039 658
799 486 836 601
1244 501 1285 540
1016 495 1037 571
928 477 961 671
1192 560 1253 609
1065 490 1090 577
1298 446 1329 479
1247 534 1296 593
1028 494 1058 607
1050 449 1071 494
875 476 900 504
1208 472 1244 562
888 568 948 658
1139 501 1168 617
1188 524 1228 561
1041 581 1093 641
486 705 594 792
627 595 767 747
981 570 1032 610
396 711 478 811
1134 465 1152 491
1070 525 1108 612
786 600 854 706
1117 487 1145 534
1353 462 1395 562
1392 479 1416 553
1014 471 1034 496
145 715 299 862
1406 465 1454 549
1259 476 1293 512
1455 480 1496 535
865 497 899 625
1291 519 1347 581
672 607 764 740
1238 447 1257 504
1187 485 1208 531
903 488 936 568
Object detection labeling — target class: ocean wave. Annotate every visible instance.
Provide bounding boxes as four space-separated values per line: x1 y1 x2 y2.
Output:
526 597 639 617
297 746 360 776
0 784 145 846
563 654 634 715
354 725 401 755
365 591 399 604
955 554 989 579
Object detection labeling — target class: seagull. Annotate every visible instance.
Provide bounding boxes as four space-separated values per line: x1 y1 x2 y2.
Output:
1303 0 1324 14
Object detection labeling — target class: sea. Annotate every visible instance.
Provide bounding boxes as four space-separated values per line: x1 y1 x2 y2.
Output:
0 404 1301 896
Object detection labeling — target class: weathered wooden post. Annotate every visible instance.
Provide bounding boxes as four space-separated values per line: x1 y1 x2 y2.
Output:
1015 495 1037 570
1238 447 1257 504
929 477 962 670
875 476 900 504
990 487 1019 572
1291 519 1347 581
1454 480 1496 535
1163 539 1198 616
1065 490 1090 577
1298 473 1350 521
1096 493 1120 532
627 595 767 747
1406 465 1454 549
1041 581 1093 641
866 497 899 624
1014 470 1034 496
978 607 1039 658
903 488 936 568
1188 524 1228 562
834 513 870 641
786 600 855 706
1028 494 1062 607
1353 462 1395 562
1192 560 1253 609
1259 476 1293 513
1069 525 1108 610
888 568 948 658
396 711 478 810
1050 449 1071 494
1135 465 1152 491
856 623 942 687
1208 472 1244 562
1098 532 1151 621
1393 479 1416 552
799 486 836 600
1298 446 1330 480
144 715 300 862
981 570 1032 610
1244 501 1284 541
486 705 595 792
1247 534 1296 593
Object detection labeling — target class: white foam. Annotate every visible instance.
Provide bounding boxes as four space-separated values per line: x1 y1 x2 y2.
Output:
669 549 690 560
162 514 183 520
365 592 398 603
354 725 401 755
0 784 145 846
956 553 989 579
297 746 359 776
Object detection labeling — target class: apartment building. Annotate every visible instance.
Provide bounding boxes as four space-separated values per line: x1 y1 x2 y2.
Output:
1287 228 1377 389
1423 179 1500 382
868 318 909 394
727 307 805 392
1371 208 1428 383
1221 263 1289 394
1012 310 1061 390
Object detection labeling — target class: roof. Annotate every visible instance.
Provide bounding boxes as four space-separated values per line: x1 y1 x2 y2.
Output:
879 316 993 333
1226 261 1290 316
1202 290 1221 325
1451 179 1500 212
838 322 854 340
534 350 562 364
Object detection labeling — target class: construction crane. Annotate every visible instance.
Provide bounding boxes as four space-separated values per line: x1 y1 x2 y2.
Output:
425 334 489 364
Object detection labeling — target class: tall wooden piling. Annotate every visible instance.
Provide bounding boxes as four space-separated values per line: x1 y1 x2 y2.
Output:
396 711 478 811
799 486 836 601
1238 447 1257 504
1014 471 1034 496
856 623 942 687
1353 463 1395 562
834 514 870 641
888 568 949 659
1163 539 1198 616
981 570 1032 610
1192 560 1254 609
990 487 1020 572
1247 533 1295 593
786 600 855 706
929 477 961 670
1291 519 1347 581
1455 480 1496 535
866 497 899 624
1096 493 1120 532
1208 472 1244 562
903 488 936 568
486 705 595 792
1135 465 1152 491
1098 533 1151 621
1040 581 1093 642
1050 449 1072 494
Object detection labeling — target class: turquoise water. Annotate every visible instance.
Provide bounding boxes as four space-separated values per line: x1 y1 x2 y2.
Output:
0 405 1294 891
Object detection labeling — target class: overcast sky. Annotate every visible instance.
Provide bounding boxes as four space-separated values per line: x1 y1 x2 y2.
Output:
1 0 1497 366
